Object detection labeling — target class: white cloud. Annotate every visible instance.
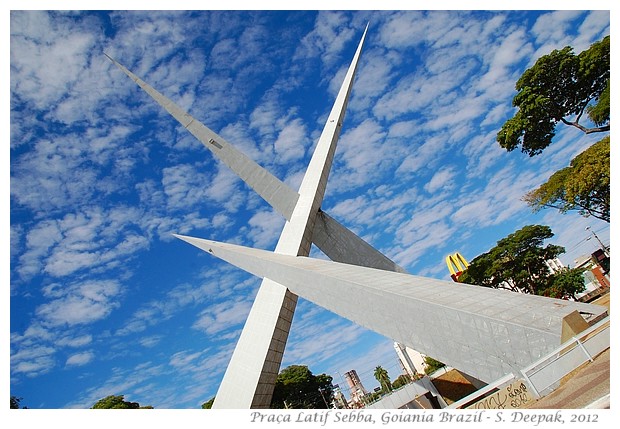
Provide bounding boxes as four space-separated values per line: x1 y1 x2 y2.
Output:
44 250 100 278
379 11 427 49
480 104 510 128
250 99 281 139
219 121 267 165
36 280 121 327
11 322 54 345
10 345 56 377
56 334 93 348
573 11 610 52
452 162 543 230
66 351 95 367
161 164 213 209
15 207 151 282
395 134 447 176
424 167 456 194
10 11 99 110
531 11 584 49
16 220 62 279
452 199 494 227
65 360 167 408
284 303 370 365
393 220 457 269
349 49 395 112
330 195 368 225
114 267 258 339
139 336 162 348
192 299 253 335
169 350 202 369
273 118 308 163
331 118 396 191
488 27 532 72
245 209 284 249
294 11 356 67
10 11 611 409
395 200 454 246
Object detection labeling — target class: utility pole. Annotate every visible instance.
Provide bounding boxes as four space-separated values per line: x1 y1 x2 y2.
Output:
318 387 330 408
586 226 608 255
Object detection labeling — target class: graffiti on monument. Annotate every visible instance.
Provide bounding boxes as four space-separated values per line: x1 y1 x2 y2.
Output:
467 380 534 409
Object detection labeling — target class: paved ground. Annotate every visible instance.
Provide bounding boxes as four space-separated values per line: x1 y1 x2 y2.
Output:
523 347 610 409
419 293 611 410
524 292 611 409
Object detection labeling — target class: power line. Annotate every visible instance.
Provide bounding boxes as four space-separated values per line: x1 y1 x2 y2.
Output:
564 225 610 254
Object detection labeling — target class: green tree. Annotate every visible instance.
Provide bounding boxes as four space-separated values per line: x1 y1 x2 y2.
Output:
423 357 445 375
392 374 413 389
373 366 393 393
458 225 580 297
11 396 27 409
270 365 333 409
546 267 586 300
524 136 610 222
91 395 153 409
497 36 609 156
201 397 215 409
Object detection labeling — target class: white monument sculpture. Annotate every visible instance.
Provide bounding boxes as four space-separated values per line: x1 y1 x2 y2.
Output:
107 25 608 408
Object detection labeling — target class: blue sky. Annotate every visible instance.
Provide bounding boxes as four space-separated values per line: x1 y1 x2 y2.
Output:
9 8 611 410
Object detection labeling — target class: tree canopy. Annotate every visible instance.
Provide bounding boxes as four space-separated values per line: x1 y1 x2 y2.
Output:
270 365 334 409
373 366 393 393
544 267 587 300
458 225 585 298
497 36 609 156
91 395 153 409
423 357 445 375
201 397 215 409
524 136 610 222
11 396 27 409
392 374 413 389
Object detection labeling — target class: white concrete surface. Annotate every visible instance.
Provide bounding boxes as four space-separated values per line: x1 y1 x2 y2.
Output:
178 236 608 385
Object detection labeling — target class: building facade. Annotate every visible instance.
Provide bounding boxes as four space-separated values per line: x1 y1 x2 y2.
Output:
344 369 368 407
394 342 426 379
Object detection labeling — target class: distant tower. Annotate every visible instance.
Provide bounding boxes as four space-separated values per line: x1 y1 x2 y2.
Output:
344 370 368 405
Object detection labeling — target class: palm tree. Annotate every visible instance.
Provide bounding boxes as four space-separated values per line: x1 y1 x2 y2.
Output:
373 366 393 393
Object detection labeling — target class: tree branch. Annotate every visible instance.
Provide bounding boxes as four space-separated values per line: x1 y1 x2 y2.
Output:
559 117 610 134
574 97 591 124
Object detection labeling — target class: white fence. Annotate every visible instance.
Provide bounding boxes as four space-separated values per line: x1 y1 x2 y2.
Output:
448 315 610 409
365 377 448 409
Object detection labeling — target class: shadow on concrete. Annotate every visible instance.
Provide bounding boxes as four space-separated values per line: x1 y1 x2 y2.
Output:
431 370 479 405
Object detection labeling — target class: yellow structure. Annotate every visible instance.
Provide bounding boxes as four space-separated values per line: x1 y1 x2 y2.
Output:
446 252 469 282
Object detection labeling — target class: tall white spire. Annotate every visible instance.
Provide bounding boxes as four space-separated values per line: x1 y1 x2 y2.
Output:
105 26 401 273
109 22 608 408
104 53 300 220
211 26 369 408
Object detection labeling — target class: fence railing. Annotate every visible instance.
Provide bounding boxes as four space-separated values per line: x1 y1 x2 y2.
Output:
448 315 610 409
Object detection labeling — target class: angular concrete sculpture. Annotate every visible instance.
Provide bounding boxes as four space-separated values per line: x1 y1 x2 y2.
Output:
176 236 607 386
108 25 398 408
108 25 607 408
